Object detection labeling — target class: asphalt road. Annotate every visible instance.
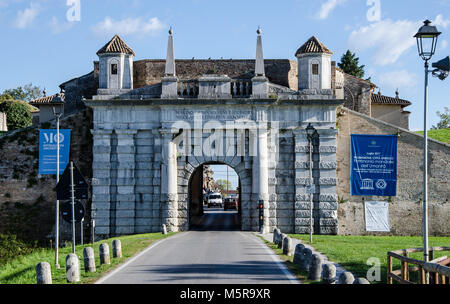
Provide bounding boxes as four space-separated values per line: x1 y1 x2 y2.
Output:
96 209 299 284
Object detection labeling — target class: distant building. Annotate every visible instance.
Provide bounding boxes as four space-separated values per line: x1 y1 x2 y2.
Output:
29 92 65 124
371 90 411 130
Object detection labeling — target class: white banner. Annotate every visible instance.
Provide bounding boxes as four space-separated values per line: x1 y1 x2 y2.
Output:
365 201 390 232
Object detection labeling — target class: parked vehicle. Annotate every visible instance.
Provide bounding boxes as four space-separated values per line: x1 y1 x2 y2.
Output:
207 193 223 208
223 197 238 210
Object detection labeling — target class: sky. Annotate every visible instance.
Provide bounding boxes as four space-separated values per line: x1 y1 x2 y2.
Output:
0 0 449 131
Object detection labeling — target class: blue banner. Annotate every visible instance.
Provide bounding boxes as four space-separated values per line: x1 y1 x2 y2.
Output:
351 134 397 196
39 129 71 175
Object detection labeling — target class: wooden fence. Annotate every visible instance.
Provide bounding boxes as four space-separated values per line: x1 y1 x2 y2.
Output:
387 247 450 284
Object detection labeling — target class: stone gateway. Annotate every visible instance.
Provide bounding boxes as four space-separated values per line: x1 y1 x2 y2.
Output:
86 30 343 239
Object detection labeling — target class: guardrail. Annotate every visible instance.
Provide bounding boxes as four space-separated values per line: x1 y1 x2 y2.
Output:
387 247 450 284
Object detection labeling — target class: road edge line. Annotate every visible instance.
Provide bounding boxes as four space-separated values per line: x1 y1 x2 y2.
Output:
239 232 300 284
94 232 188 284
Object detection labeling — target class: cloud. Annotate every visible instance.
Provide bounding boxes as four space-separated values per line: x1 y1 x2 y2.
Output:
349 15 450 66
316 0 346 20
13 2 40 29
377 69 418 91
441 39 448 50
92 16 165 37
49 16 74 35
348 19 420 66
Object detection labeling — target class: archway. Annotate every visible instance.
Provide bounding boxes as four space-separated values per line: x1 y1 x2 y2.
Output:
188 163 242 231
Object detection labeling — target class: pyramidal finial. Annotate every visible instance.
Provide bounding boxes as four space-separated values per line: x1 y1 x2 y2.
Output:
165 27 175 76
255 27 265 76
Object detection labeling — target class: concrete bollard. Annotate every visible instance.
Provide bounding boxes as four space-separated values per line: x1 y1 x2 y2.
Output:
293 244 305 265
300 247 313 271
308 253 323 281
282 236 292 256
99 243 111 265
83 247 96 273
272 228 279 244
322 263 337 284
338 271 355 284
66 254 80 283
353 278 371 284
162 224 167 235
112 239 122 258
36 262 52 284
277 233 286 249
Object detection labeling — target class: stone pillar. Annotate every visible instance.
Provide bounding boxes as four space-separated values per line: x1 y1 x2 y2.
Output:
257 125 270 233
114 129 138 236
293 129 314 234
83 247 96 273
66 254 80 283
36 262 52 284
293 127 338 235
160 130 179 232
99 243 111 265
316 128 338 235
112 239 122 258
91 129 114 239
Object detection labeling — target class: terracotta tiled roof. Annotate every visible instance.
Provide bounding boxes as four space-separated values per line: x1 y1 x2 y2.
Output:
30 93 65 105
295 36 333 56
371 93 411 107
96 35 136 56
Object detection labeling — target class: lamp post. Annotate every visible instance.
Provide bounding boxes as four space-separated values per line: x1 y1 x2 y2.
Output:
414 20 441 267
52 94 63 269
306 123 315 244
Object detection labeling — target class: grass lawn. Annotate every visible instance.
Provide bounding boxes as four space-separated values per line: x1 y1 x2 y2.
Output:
416 129 450 144
0 232 176 284
288 234 450 284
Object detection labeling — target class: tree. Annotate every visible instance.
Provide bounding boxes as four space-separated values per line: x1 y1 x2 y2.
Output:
433 107 450 129
214 179 233 196
338 50 366 79
0 100 33 130
2 83 43 102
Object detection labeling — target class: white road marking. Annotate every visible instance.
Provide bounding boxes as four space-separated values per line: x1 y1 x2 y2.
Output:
239 232 300 284
95 232 189 284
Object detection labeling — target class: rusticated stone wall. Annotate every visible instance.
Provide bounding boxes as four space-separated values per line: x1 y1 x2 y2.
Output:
336 108 450 236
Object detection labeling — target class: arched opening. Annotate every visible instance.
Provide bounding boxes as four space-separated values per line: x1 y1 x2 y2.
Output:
188 163 242 231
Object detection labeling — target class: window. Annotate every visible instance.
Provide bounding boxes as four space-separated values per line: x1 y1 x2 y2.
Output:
312 64 319 75
111 64 118 75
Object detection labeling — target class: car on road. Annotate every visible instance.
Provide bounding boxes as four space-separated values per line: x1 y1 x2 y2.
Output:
223 197 238 211
207 193 223 208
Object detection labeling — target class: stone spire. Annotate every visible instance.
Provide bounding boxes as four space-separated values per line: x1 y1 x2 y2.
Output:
251 27 268 99
161 27 178 98
165 27 176 76
255 27 265 76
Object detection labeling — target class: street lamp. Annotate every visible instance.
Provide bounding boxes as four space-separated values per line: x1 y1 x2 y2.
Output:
306 123 315 244
52 93 64 269
414 20 441 266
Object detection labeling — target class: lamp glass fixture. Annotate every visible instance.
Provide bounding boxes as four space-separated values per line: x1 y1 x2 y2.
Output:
414 20 441 61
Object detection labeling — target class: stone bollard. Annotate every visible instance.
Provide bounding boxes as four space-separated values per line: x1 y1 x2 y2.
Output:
308 253 323 281
282 236 292 256
300 247 313 271
293 244 305 265
322 263 337 284
338 271 355 284
113 239 122 258
99 243 111 265
272 228 279 244
354 278 371 284
66 254 80 283
277 233 286 249
162 224 167 235
36 262 52 284
83 247 96 273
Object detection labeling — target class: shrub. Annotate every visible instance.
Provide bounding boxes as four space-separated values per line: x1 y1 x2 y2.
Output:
0 234 36 265
0 100 32 131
